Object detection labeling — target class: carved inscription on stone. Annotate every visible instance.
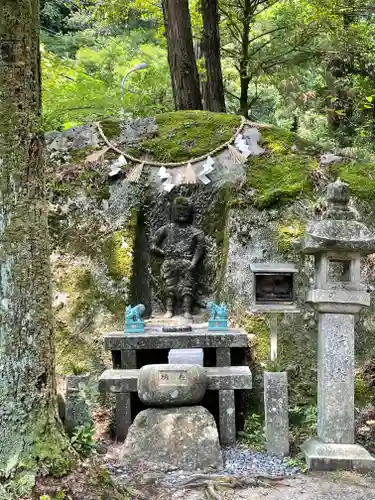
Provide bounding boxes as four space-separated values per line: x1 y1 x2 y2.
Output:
158 370 189 387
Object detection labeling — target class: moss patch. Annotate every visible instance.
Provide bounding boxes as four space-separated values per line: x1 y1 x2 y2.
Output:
127 111 241 163
259 126 316 154
332 161 375 201
276 218 306 254
101 214 136 281
245 154 315 209
99 118 122 139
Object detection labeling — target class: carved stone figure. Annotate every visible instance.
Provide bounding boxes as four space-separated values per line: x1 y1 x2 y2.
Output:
207 301 228 331
151 197 205 319
125 304 145 333
207 302 228 321
125 304 146 322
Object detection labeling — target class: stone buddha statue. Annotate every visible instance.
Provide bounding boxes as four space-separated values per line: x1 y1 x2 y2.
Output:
151 197 205 319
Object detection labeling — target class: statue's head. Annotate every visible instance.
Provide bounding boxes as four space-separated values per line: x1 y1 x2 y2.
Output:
136 304 146 315
171 196 194 224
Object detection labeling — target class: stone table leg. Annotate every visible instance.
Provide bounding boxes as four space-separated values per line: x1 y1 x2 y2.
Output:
219 389 236 445
216 347 231 367
216 348 235 445
116 393 131 442
116 350 136 441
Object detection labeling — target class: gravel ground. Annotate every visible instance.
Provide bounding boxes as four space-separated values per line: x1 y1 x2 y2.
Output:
163 472 375 500
106 445 375 500
106 444 300 485
221 445 300 476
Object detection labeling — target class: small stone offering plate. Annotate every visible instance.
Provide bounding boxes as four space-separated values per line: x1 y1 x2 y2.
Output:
162 325 192 333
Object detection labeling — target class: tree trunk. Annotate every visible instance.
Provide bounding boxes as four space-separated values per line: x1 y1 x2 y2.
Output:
0 0 69 476
162 0 202 110
238 0 251 117
201 0 226 112
194 39 209 110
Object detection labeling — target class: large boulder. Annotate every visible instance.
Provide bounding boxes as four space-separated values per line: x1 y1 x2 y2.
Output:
119 406 223 472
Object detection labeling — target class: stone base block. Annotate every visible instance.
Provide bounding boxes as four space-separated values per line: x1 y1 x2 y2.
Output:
119 406 223 472
303 438 375 471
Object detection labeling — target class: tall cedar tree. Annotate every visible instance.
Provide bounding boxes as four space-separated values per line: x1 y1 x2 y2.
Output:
201 0 226 112
0 0 69 475
162 0 203 110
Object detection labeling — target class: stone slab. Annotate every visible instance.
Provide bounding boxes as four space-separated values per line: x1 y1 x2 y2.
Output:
264 372 289 458
317 313 355 444
99 366 252 393
104 327 247 351
303 438 375 471
65 374 92 436
138 364 207 406
119 406 223 472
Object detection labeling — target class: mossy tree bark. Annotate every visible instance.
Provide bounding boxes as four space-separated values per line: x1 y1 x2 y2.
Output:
201 0 226 113
0 0 69 477
162 0 203 111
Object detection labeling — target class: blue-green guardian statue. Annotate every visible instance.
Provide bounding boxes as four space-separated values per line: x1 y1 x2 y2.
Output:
207 301 228 331
125 304 146 333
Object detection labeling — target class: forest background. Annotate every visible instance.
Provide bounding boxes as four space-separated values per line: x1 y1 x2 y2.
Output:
42 0 375 155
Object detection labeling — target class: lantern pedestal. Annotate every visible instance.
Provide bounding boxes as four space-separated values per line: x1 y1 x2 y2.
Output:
303 438 375 471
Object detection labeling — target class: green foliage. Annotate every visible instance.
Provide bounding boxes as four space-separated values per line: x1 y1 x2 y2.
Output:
240 413 266 451
42 30 173 130
128 111 241 163
265 359 286 372
68 361 89 375
355 373 372 407
289 405 317 452
283 453 308 473
71 424 97 457
39 493 66 500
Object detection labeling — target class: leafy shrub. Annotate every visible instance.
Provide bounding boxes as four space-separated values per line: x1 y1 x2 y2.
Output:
71 423 96 457
289 405 317 453
240 413 266 451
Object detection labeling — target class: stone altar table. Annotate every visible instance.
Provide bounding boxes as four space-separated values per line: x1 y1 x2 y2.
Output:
102 325 251 444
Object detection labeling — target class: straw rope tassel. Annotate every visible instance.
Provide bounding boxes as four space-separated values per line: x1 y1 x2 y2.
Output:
96 116 248 168
127 162 144 183
228 144 247 164
181 163 197 184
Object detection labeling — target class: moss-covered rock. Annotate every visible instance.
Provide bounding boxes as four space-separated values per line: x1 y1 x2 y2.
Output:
332 161 375 201
127 110 241 163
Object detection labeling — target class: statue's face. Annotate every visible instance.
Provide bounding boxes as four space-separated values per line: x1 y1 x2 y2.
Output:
172 199 193 223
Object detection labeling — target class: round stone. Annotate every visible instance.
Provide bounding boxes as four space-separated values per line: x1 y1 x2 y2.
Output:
138 364 207 406
162 325 192 332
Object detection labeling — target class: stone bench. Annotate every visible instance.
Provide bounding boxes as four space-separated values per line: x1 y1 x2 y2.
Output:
99 366 252 445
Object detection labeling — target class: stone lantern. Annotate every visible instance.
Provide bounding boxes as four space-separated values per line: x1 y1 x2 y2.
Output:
297 179 375 470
